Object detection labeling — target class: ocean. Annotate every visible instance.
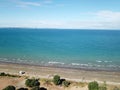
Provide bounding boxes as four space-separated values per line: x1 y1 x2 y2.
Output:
0 28 120 71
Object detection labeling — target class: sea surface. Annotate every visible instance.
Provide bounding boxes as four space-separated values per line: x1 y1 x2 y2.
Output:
0 28 120 71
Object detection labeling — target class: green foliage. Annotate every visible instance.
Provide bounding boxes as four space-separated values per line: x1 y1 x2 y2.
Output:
59 79 66 85
17 87 28 90
53 75 60 85
53 75 70 87
40 87 47 90
62 81 70 87
0 72 6 76
25 79 40 87
0 72 20 77
3 85 16 90
88 81 99 90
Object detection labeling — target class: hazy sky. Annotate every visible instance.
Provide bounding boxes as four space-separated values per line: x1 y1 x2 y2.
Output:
0 0 120 29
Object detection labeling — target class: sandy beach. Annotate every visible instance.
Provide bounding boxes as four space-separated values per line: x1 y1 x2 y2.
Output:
0 62 120 90
0 62 120 85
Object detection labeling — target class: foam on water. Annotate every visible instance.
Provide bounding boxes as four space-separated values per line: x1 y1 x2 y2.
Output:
48 61 65 65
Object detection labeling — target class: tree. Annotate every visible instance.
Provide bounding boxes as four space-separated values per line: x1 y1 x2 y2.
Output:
53 75 60 85
88 81 99 90
3 85 16 90
25 79 40 87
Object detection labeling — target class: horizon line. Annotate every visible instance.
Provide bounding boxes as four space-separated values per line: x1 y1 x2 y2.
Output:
0 27 120 30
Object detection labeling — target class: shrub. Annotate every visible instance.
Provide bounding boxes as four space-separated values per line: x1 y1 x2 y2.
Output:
3 85 16 90
0 72 20 77
40 87 47 90
53 75 60 85
88 81 99 90
62 81 70 87
0 72 6 76
17 87 28 90
59 79 66 85
25 79 40 87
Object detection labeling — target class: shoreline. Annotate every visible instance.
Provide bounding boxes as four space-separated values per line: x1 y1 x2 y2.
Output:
0 61 120 72
0 61 120 85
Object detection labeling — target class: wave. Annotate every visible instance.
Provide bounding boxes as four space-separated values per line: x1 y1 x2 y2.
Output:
96 60 112 63
0 58 8 61
0 57 119 70
48 61 65 65
71 63 89 67
71 63 80 66
96 60 102 63
71 62 120 69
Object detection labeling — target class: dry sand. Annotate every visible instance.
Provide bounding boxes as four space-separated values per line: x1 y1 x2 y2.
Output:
0 62 120 90
0 76 26 89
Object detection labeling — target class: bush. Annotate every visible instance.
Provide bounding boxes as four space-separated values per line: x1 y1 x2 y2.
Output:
88 81 99 90
62 81 70 87
59 79 66 85
17 87 28 90
3 85 16 90
0 72 6 76
40 87 47 90
53 75 60 85
25 79 40 87
0 72 20 77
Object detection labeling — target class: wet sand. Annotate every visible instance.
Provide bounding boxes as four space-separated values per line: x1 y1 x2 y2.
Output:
0 62 120 85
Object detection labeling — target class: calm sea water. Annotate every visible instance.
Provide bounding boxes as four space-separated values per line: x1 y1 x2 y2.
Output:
0 28 120 71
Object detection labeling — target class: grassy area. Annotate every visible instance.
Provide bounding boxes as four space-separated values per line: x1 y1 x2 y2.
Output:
0 72 21 78
1 72 120 90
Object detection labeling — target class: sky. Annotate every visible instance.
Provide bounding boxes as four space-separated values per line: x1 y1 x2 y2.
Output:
0 0 120 29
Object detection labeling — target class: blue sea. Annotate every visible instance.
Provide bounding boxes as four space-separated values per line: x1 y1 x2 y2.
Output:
0 28 120 71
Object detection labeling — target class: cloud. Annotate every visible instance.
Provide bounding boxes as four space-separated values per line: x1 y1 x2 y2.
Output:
19 1 41 7
0 20 63 28
96 10 120 22
9 0 64 8
65 10 120 29
1 20 120 29
13 0 41 7
93 10 120 29
0 0 63 8
54 11 120 29
0 9 120 29
9 0 52 7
